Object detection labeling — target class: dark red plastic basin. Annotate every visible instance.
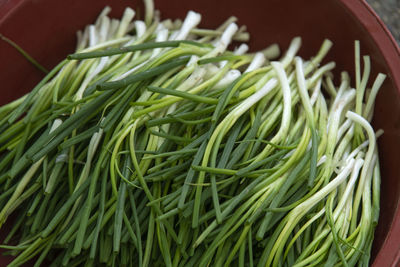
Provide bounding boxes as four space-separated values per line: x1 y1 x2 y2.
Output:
1 0 399 266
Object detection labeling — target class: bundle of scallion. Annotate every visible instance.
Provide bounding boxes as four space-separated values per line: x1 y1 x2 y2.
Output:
0 1 386 266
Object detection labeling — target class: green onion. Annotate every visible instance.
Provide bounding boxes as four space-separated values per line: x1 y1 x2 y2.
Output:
0 1 384 266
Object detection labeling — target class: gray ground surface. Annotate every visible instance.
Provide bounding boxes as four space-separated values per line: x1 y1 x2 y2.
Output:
366 0 400 45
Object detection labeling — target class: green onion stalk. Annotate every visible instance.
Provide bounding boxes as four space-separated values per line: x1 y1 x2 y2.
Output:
0 1 386 266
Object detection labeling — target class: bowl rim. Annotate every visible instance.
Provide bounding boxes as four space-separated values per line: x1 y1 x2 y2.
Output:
337 1 400 266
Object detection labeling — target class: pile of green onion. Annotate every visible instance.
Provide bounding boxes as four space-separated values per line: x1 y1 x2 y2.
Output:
0 1 386 266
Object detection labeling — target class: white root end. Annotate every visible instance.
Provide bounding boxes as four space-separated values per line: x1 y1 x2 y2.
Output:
214 23 238 53
116 7 136 38
262 43 281 60
174 11 202 40
245 53 266 73
134 20 147 38
213 69 241 90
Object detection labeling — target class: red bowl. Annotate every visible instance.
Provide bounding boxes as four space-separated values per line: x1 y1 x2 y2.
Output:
1 0 399 266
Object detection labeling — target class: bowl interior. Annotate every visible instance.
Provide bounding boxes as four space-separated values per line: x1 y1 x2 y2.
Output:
1 0 400 265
